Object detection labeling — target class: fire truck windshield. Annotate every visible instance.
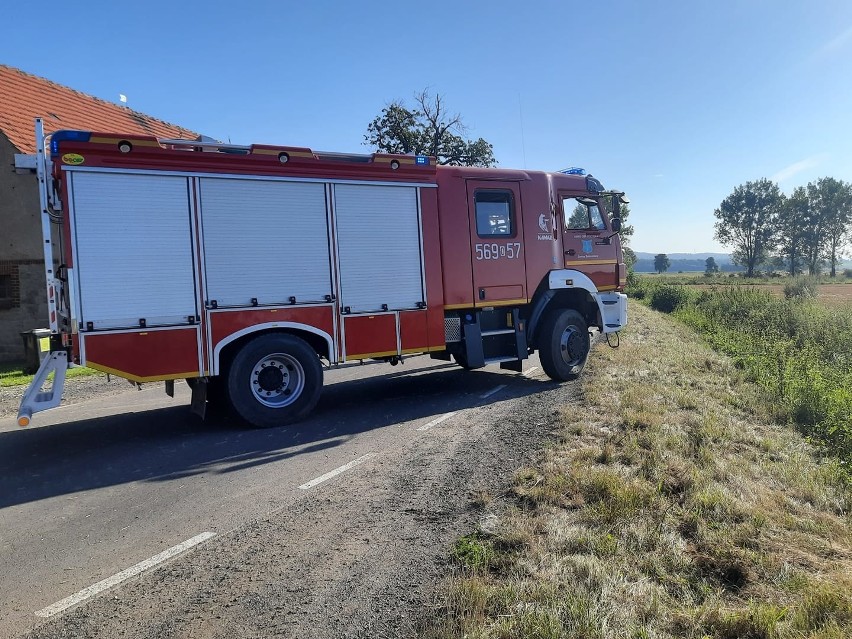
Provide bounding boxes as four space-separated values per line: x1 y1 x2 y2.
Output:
564 196 606 231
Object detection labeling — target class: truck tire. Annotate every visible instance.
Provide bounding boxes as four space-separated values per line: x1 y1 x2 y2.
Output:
538 308 590 382
227 333 323 428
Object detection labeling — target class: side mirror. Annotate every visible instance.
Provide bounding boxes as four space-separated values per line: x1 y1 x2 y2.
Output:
611 217 622 233
611 195 621 218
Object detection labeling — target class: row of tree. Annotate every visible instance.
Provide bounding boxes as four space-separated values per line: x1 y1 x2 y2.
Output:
714 177 852 277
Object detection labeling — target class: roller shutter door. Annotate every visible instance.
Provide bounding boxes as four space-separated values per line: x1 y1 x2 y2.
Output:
334 184 424 313
200 178 332 307
70 172 197 330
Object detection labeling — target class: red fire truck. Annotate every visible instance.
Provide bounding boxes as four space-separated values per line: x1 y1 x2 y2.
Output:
17 119 628 428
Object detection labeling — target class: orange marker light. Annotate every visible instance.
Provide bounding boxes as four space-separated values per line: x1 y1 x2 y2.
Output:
18 416 30 427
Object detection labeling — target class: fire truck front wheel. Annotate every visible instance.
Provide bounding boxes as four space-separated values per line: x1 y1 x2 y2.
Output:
227 333 323 428
538 308 590 382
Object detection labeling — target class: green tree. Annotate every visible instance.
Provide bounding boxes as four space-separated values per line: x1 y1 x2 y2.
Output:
778 186 808 276
599 191 635 271
713 179 784 277
807 177 852 277
622 246 637 270
364 91 495 167
704 256 719 276
654 253 671 274
567 204 588 229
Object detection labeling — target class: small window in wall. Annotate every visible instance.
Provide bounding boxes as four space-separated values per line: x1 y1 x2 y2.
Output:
475 190 515 237
564 196 606 231
0 272 16 310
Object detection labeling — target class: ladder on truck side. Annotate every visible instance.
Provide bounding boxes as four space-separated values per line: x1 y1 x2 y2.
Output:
17 119 69 427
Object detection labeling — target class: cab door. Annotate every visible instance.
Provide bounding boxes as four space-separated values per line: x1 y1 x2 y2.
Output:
559 193 619 291
466 181 527 306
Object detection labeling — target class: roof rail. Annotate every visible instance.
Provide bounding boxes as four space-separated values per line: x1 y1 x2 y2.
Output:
158 138 251 152
313 151 373 163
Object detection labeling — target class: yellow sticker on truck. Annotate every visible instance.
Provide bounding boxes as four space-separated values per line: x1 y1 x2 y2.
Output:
61 153 84 165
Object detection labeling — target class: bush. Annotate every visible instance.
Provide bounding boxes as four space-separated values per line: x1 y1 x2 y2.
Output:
649 285 694 313
843 268 852 279
626 274 654 300
672 285 852 462
784 277 819 300
626 269 640 289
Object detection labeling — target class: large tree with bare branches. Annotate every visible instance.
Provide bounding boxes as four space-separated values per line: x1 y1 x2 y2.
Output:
364 91 496 167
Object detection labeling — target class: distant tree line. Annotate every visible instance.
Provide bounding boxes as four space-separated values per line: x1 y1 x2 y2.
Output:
714 177 852 277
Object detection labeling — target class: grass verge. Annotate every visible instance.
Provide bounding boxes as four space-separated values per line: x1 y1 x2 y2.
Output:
630 277 852 463
421 304 851 639
0 362 100 387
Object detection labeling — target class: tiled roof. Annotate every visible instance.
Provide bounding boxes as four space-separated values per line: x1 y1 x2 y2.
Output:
0 65 197 154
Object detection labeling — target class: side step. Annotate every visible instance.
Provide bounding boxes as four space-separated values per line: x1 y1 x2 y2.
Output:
17 350 68 427
461 308 529 370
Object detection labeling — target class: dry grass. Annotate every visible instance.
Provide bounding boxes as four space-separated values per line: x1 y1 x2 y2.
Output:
680 282 852 309
422 304 852 639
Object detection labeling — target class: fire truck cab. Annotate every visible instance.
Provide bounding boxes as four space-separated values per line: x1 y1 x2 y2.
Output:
18 120 627 428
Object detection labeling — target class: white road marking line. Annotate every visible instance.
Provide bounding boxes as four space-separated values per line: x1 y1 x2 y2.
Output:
480 384 507 399
298 453 376 490
35 532 215 618
524 366 539 377
416 411 457 432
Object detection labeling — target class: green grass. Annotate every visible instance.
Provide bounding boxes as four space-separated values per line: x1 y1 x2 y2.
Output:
0 361 100 387
629 276 852 465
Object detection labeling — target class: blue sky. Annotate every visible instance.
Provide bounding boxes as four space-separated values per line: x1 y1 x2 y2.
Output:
3 1 851 253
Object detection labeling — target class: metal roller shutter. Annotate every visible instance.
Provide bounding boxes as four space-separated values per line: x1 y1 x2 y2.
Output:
334 184 424 313
200 178 332 307
70 172 197 330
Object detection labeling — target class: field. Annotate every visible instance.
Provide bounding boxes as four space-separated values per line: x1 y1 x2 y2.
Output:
679 281 852 308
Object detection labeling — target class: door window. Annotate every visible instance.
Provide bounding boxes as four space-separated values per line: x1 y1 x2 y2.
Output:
564 197 606 231
475 190 515 237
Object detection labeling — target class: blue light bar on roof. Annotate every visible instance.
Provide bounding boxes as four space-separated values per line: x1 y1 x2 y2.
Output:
559 167 586 175
50 130 91 157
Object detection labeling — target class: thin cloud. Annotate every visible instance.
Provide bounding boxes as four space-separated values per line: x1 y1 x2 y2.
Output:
811 25 852 61
770 155 825 183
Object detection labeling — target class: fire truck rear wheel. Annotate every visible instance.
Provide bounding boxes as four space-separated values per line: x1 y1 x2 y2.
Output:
227 333 323 428
538 308 590 382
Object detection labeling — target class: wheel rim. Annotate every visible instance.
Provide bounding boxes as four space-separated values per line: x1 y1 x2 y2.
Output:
250 353 305 408
559 325 586 368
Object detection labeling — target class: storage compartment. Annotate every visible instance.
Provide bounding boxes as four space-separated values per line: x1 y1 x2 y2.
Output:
200 178 332 307
334 184 424 313
70 172 197 330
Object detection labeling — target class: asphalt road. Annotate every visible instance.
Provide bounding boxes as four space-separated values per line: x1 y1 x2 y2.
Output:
0 355 551 638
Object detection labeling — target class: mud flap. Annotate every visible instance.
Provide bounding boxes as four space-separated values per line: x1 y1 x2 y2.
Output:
190 378 208 420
